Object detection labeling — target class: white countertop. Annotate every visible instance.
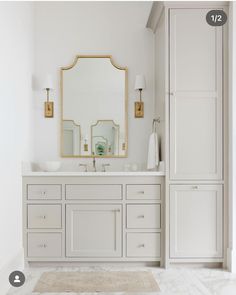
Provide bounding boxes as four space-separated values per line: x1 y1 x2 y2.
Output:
22 171 165 177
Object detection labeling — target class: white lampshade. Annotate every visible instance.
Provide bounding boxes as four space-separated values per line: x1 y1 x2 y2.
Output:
43 74 54 90
134 74 146 90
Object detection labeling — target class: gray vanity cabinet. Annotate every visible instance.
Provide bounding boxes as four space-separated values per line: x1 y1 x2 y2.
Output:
23 175 164 263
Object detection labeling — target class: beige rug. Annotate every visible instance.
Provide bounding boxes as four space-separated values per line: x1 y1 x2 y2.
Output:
33 271 160 293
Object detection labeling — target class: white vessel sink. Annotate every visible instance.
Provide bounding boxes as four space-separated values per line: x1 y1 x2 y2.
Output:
38 161 61 172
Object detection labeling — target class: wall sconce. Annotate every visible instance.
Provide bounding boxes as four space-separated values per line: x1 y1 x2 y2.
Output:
43 75 54 118
134 74 146 118
83 134 88 152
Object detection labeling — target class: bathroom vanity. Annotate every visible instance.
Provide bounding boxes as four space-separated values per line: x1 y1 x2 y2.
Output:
22 52 165 265
23 172 164 264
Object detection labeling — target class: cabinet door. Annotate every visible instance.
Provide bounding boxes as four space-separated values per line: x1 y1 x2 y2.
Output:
169 9 222 180
66 204 122 257
170 185 223 258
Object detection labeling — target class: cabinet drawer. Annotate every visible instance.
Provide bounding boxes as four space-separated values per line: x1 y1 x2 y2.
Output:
28 205 61 229
27 233 62 257
66 184 122 200
127 204 161 229
27 185 61 200
127 233 161 257
126 185 161 200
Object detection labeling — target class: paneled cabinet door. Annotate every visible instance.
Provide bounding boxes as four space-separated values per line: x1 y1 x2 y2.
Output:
170 185 223 258
66 204 122 257
169 8 223 180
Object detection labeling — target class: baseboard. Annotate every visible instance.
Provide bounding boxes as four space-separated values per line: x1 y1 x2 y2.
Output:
227 247 236 272
0 249 24 295
29 261 160 268
169 262 223 269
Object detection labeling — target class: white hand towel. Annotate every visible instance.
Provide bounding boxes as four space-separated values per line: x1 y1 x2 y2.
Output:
147 132 159 170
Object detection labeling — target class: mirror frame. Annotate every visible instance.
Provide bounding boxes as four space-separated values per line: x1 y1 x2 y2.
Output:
60 55 128 158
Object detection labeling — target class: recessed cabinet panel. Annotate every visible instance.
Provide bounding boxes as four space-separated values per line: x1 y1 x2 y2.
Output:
170 185 223 258
170 9 219 92
28 233 62 257
66 184 122 200
127 204 161 229
127 233 161 258
28 205 61 229
27 185 62 200
126 185 161 200
169 9 222 180
66 204 122 257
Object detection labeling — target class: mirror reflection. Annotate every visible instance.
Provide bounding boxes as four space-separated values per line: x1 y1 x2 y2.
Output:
62 121 81 156
91 120 119 156
61 56 128 157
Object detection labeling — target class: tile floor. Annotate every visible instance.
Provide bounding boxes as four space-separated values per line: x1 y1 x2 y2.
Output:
6 266 236 295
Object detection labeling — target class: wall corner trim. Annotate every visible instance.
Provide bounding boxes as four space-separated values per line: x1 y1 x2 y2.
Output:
226 247 236 272
146 2 164 33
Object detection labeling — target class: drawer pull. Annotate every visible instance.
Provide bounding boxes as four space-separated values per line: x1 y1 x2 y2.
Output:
138 244 145 248
192 186 199 189
113 209 120 212
38 244 47 248
38 215 47 219
41 191 47 196
138 191 145 194
138 215 145 218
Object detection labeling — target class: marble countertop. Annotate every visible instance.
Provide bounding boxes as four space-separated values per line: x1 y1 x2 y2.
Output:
22 171 165 177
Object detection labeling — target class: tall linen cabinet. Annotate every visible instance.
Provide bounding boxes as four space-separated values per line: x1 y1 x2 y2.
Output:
147 2 228 266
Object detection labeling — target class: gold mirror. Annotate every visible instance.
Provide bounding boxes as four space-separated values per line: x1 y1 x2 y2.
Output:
61 55 128 157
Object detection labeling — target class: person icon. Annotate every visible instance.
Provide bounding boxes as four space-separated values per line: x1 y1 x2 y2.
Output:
13 275 21 283
9 270 25 287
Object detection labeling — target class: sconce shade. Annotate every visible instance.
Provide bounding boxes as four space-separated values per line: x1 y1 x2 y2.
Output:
43 74 54 90
134 74 146 90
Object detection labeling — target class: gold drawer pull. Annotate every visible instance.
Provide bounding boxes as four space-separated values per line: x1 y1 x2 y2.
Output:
138 191 145 194
138 215 145 218
138 244 145 248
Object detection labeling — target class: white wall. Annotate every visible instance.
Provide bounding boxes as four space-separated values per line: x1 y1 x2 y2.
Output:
32 1 154 170
0 2 34 293
154 10 165 161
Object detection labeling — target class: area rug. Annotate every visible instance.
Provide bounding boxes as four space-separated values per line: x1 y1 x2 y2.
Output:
33 271 160 293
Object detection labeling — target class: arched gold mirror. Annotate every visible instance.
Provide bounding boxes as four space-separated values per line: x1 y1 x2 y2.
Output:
61 55 128 157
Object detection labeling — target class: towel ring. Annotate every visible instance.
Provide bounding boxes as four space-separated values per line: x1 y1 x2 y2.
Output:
152 117 161 132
